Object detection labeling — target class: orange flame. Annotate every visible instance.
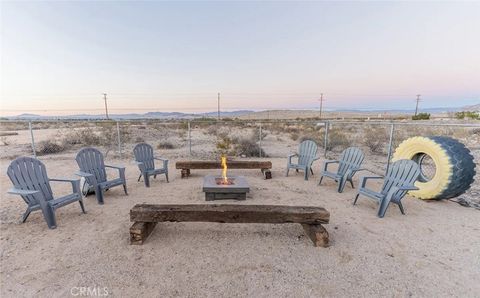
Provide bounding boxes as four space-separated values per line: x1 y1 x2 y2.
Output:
221 155 228 183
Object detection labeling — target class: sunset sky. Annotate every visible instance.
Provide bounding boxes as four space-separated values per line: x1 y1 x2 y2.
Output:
1 1 479 116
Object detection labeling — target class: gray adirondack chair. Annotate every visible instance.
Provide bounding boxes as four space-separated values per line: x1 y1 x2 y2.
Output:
318 147 365 193
353 159 421 218
133 143 169 187
286 140 319 180
75 147 127 204
6 157 85 229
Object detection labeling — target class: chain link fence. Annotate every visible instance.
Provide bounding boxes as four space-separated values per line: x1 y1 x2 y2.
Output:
1 119 479 206
1 119 478 167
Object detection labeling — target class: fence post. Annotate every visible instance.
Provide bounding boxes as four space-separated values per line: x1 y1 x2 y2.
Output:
116 121 121 157
259 122 262 158
188 121 192 155
385 123 395 174
29 121 36 157
323 121 329 158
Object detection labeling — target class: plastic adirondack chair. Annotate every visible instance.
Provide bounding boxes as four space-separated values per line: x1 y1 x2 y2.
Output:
353 159 421 218
75 147 127 204
6 157 85 229
133 143 169 187
318 147 365 193
286 140 319 180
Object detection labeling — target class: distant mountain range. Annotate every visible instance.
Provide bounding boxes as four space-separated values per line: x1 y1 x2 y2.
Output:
4 110 255 120
2 105 478 120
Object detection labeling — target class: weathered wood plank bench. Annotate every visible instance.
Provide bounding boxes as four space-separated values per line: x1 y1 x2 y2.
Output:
130 204 330 247
175 160 272 179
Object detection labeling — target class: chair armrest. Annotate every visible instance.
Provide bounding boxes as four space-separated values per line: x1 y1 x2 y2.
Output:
322 160 339 171
399 185 419 191
49 178 79 183
134 161 147 172
359 175 384 188
106 164 126 181
49 178 81 194
8 188 40 196
287 153 298 164
75 171 93 177
105 164 126 170
155 157 169 168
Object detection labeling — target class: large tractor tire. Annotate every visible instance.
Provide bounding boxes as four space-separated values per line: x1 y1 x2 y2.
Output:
393 136 476 200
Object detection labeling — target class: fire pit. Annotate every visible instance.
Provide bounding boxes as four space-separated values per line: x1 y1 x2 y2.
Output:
202 156 250 201
203 175 249 201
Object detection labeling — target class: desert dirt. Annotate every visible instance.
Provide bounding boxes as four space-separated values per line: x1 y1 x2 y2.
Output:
1 154 479 297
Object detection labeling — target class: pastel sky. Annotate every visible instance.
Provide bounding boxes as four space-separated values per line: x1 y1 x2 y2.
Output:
1 1 479 115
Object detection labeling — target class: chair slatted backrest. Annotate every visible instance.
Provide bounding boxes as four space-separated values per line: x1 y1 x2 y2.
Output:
7 157 53 206
133 143 155 171
381 159 421 199
76 147 107 185
298 140 318 166
337 147 365 176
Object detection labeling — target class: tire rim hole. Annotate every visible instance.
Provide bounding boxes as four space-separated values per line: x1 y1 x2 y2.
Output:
413 153 436 182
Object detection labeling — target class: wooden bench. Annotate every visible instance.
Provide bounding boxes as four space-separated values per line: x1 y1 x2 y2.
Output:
130 204 330 247
175 160 272 179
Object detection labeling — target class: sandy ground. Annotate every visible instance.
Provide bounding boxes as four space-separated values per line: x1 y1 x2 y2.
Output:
0 156 479 297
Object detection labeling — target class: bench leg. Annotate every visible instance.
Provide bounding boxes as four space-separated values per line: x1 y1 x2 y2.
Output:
181 169 190 179
261 169 272 179
130 222 157 245
301 224 329 247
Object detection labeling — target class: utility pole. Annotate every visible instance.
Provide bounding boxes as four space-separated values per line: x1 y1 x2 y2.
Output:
103 93 109 120
415 94 421 116
318 93 324 119
217 92 220 120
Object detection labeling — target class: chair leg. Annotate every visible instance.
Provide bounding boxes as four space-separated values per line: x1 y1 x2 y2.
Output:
377 197 392 218
285 168 290 177
144 174 150 188
310 168 314 175
338 178 347 193
96 186 104 205
21 209 31 223
137 174 142 182
398 202 406 215
40 204 57 229
154 174 157 179
349 179 355 189
79 199 86 214
123 183 128 195
165 172 169 183
304 168 309 180
353 193 360 205
318 176 324 186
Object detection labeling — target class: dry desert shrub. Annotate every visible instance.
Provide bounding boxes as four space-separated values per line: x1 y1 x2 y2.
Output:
252 127 268 140
157 141 176 149
363 127 388 154
1 136 10 146
60 125 131 148
36 140 67 155
326 129 352 151
62 127 102 146
232 137 266 157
